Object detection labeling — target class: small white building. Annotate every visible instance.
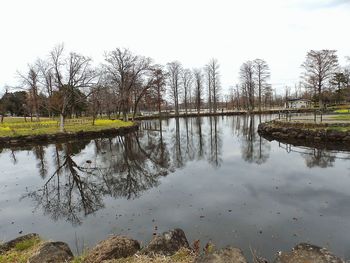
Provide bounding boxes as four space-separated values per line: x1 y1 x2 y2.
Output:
285 98 312 109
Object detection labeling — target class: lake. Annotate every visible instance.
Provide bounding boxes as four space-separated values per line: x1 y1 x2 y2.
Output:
0 115 350 260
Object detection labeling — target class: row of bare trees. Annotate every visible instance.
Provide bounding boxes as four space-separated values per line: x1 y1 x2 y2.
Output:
166 59 221 116
7 46 350 126
238 59 271 111
236 50 350 110
15 44 97 130
11 44 226 129
281 50 350 108
301 50 350 108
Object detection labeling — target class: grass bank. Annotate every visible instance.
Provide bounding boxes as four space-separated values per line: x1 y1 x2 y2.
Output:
0 118 133 137
331 114 350 121
262 119 350 132
0 236 42 263
0 236 195 263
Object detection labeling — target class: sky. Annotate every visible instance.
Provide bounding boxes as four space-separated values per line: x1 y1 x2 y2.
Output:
0 0 349 95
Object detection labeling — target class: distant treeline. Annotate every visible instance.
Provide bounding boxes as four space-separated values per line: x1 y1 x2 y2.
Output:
0 45 349 127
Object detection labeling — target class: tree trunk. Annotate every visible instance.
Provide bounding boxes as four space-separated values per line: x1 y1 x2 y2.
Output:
258 76 262 112
92 114 96 126
157 86 162 117
34 94 40 122
213 85 216 114
185 95 188 115
60 113 65 132
318 85 323 109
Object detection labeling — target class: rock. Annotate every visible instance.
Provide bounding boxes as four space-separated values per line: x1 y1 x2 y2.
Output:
195 247 248 263
342 136 350 141
0 233 39 254
142 228 190 256
296 133 305 139
288 131 298 138
28 241 73 263
83 235 140 263
274 243 344 263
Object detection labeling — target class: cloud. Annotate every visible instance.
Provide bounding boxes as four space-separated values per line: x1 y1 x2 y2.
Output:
298 0 350 9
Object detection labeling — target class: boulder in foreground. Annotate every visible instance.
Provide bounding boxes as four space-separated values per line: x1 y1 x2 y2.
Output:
28 241 73 263
195 247 248 263
274 243 345 263
83 235 140 263
142 228 190 256
0 233 39 254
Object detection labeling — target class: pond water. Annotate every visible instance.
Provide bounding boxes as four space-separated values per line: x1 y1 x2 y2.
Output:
1 115 350 260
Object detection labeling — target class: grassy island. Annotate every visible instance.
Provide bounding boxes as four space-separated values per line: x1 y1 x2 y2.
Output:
0 118 134 138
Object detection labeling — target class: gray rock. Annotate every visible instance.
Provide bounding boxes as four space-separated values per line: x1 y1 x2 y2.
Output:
274 243 344 263
0 233 39 254
28 241 73 263
142 228 190 256
195 247 248 263
83 235 140 263
342 136 350 141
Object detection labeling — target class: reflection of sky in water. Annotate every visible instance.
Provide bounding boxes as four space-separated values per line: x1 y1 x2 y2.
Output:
0 115 350 260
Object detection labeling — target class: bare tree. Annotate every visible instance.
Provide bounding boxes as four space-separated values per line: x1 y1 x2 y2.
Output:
240 61 255 111
205 64 212 113
97 71 116 119
89 77 103 126
37 59 55 118
131 72 155 119
167 61 182 115
206 59 220 113
182 68 193 114
302 49 338 108
18 64 41 121
151 65 167 117
50 44 97 131
253 59 270 111
193 68 203 114
104 48 151 121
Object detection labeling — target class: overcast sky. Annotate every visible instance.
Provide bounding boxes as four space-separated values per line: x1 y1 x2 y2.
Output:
0 0 349 95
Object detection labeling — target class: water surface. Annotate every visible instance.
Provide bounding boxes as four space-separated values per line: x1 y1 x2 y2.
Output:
0 115 350 260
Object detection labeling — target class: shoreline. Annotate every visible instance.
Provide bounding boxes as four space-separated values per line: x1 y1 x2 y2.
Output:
0 123 139 147
258 119 350 150
0 110 312 147
134 108 313 120
0 229 345 263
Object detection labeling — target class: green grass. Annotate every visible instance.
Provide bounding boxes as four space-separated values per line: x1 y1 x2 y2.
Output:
333 109 350 113
0 247 195 263
14 238 40 252
106 248 195 263
71 255 86 263
0 236 41 263
326 126 350 132
331 114 350 120
0 118 134 137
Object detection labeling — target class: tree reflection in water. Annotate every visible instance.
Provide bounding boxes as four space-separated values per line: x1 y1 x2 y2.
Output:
239 115 271 164
208 116 222 167
303 149 336 168
6 115 349 226
33 146 47 179
23 130 171 225
24 140 104 225
14 116 288 225
278 143 337 168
